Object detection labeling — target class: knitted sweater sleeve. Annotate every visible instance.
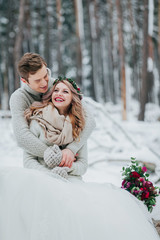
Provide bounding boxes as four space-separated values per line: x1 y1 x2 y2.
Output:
9 91 48 158
23 151 67 182
68 143 88 176
23 151 49 173
66 99 96 155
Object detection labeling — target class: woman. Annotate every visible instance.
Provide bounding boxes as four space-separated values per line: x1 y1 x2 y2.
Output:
0 78 159 240
23 77 88 182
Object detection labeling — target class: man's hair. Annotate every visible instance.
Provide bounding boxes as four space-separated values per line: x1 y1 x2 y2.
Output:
18 52 47 81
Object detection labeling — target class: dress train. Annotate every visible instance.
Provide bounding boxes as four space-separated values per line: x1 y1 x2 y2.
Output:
0 167 159 240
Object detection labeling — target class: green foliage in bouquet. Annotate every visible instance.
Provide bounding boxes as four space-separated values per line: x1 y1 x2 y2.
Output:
121 157 160 212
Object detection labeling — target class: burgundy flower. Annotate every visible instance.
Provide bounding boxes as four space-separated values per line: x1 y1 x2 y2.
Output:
141 191 150 200
130 171 140 178
122 179 126 186
133 190 140 195
145 181 153 188
142 166 147 173
126 182 131 188
135 179 140 186
139 177 145 182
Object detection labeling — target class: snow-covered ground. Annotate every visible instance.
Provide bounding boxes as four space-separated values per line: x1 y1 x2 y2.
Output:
0 98 160 187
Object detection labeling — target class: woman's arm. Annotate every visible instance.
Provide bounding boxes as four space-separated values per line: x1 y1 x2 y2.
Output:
67 143 88 176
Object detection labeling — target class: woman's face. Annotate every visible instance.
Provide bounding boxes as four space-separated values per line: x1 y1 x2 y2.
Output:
52 82 72 115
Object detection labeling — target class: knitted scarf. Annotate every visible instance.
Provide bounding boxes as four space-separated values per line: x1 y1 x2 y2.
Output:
30 103 73 146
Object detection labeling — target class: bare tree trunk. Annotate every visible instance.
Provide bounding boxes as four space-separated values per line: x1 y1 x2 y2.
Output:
32 0 41 53
107 0 115 103
88 0 103 102
89 0 99 101
45 0 51 67
138 0 149 121
0 46 2 109
128 0 139 99
56 0 62 75
74 0 84 86
23 0 32 52
2 64 9 110
86 0 96 100
101 35 110 102
116 0 127 120
147 0 154 103
158 0 160 105
147 35 154 102
13 0 25 89
158 0 160 59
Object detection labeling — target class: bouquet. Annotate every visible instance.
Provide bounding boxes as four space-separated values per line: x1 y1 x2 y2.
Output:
121 158 160 212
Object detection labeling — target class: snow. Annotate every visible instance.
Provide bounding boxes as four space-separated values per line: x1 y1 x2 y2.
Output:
0 97 160 188
148 0 154 36
148 57 154 72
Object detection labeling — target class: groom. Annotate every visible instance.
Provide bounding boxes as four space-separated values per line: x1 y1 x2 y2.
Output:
10 52 95 169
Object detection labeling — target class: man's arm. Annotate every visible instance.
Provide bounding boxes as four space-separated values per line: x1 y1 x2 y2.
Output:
66 99 96 155
9 90 48 158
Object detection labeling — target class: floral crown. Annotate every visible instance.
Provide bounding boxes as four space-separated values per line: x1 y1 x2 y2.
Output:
53 76 81 94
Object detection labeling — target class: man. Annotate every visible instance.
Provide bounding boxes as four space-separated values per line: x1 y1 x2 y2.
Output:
10 52 96 177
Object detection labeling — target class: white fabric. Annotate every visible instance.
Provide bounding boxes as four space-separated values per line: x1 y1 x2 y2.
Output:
151 195 160 221
0 167 159 240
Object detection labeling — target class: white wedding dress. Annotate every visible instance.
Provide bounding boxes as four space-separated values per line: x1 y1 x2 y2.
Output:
0 167 159 240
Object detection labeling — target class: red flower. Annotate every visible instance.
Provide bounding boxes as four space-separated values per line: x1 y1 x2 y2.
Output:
142 166 147 173
139 177 145 182
77 87 80 91
141 192 150 200
145 181 153 188
122 179 126 186
130 171 140 178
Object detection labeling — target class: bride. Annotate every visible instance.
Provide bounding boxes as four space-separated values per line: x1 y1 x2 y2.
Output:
0 77 159 240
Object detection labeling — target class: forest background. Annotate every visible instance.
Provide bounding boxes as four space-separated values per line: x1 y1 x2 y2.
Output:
0 0 160 121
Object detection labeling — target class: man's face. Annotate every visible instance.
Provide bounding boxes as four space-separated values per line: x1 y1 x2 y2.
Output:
25 64 49 93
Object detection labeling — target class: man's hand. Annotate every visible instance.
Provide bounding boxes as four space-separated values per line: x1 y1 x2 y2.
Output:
59 149 75 168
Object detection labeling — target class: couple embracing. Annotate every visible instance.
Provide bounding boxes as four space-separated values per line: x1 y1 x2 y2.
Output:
0 53 159 240
10 52 95 182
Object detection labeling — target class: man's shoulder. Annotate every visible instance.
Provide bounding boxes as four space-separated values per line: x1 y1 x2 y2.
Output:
11 87 25 96
9 87 31 110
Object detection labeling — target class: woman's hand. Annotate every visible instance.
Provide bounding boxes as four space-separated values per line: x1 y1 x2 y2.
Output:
59 149 77 168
